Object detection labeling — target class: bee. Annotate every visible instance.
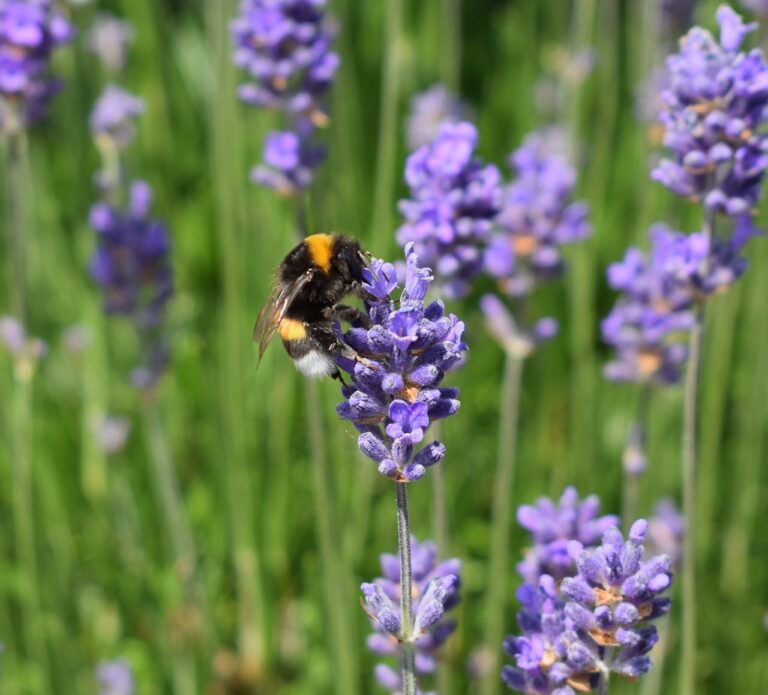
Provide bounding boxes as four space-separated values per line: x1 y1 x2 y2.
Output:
253 233 374 380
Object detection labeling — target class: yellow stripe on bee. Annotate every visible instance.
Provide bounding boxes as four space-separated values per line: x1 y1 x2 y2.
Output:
278 318 307 341
305 233 334 273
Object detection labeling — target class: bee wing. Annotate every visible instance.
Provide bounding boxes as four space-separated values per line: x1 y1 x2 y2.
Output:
253 270 314 362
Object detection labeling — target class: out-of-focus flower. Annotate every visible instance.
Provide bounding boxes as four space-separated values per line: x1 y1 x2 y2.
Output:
516 487 619 585
480 294 558 358
0 0 74 134
93 414 131 456
89 180 173 327
61 324 91 355
397 121 503 298
250 125 325 195
0 314 47 380
652 6 768 217
96 659 135 695
485 128 591 298
742 0 768 17
363 536 461 693
647 498 685 569
337 244 467 482
89 181 173 390
231 0 338 194
89 85 144 150
231 0 338 120
602 221 757 384
86 13 135 72
406 84 470 150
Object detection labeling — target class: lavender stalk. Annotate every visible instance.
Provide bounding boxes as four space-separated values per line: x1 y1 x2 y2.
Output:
395 483 416 694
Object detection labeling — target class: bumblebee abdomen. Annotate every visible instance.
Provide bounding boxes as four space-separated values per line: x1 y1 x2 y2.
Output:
277 317 308 341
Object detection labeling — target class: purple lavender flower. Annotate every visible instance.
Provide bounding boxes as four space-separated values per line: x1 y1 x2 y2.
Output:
647 498 685 569
503 520 673 693
96 659 135 695
516 487 619 585
89 181 173 389
0 315 47 381
485 128 591 298
250 125 325 195
406 84 470 150
93 415 132 456
742 0 768 16
397 121 503 298
363 537 461 693
652 6 768 217
231 0 338 194
89 85 144 149
337 243 467 482
86 13 135 72
0 0 73 134
602 222 757 384
231 0 338 120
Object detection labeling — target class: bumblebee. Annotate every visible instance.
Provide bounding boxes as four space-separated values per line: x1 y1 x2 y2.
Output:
253 233 373 379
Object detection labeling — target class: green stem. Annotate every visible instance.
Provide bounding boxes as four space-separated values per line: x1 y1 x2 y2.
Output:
395 482 416 695
371 0 402 247
11 372 48 676
621 386 650 525
680 206 715 695
305 379 357 695
141 399 195 571
482 351 524 695
5 132 27 322
439 0 461 90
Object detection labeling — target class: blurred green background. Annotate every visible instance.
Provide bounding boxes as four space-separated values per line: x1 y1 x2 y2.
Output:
1 0 767 692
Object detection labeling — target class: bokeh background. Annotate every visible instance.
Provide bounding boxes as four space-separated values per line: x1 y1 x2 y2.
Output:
1 0 767 693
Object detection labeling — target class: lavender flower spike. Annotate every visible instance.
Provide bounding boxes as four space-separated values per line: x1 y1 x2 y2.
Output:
0 0 74 134
90 85 144 150
397 121 503 298
337 243 467 481
364 537 461 693
485 128 591 298
406 84 470 150
86 14 135 73
502 519 674 693
653 5 768 217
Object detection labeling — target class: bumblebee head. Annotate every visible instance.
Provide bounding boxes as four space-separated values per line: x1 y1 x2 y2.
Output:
333 236 370 281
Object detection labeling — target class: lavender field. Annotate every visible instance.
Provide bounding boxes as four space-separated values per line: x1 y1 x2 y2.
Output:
1 0 767 693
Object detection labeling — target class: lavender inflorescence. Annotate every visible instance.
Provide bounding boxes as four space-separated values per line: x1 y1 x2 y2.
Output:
336 243 467 482
602 221 757 384
481 128 591 354
0 0 73 134
96 659 135 695
397 121 503 299
362 536 461 693
502 510 673 693
652 6 768 217
86 13 135 73
231 0 339 194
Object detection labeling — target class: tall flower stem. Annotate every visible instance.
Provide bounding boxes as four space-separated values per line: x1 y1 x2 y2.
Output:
395 481 416 695
439 0 461 90
622 385 650 525
482 351 524 695
305 379 357 695
680 209 714 695
141 398 195 569
11 372 48 675
597 647 614 695
371 0 402 249
4 132 27 322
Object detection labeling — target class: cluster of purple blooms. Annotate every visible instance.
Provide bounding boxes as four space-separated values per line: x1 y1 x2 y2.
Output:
605 6 766 384
397 121 503 299
362 537 461 694
90 85 144 151
86 13 135 73
0 0 73 134
231 0 339 194
502 489 673 693
336 243 467 482
652 6 768 217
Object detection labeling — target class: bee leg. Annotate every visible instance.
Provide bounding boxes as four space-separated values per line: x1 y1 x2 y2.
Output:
324 304 373 329
331 368 348 387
